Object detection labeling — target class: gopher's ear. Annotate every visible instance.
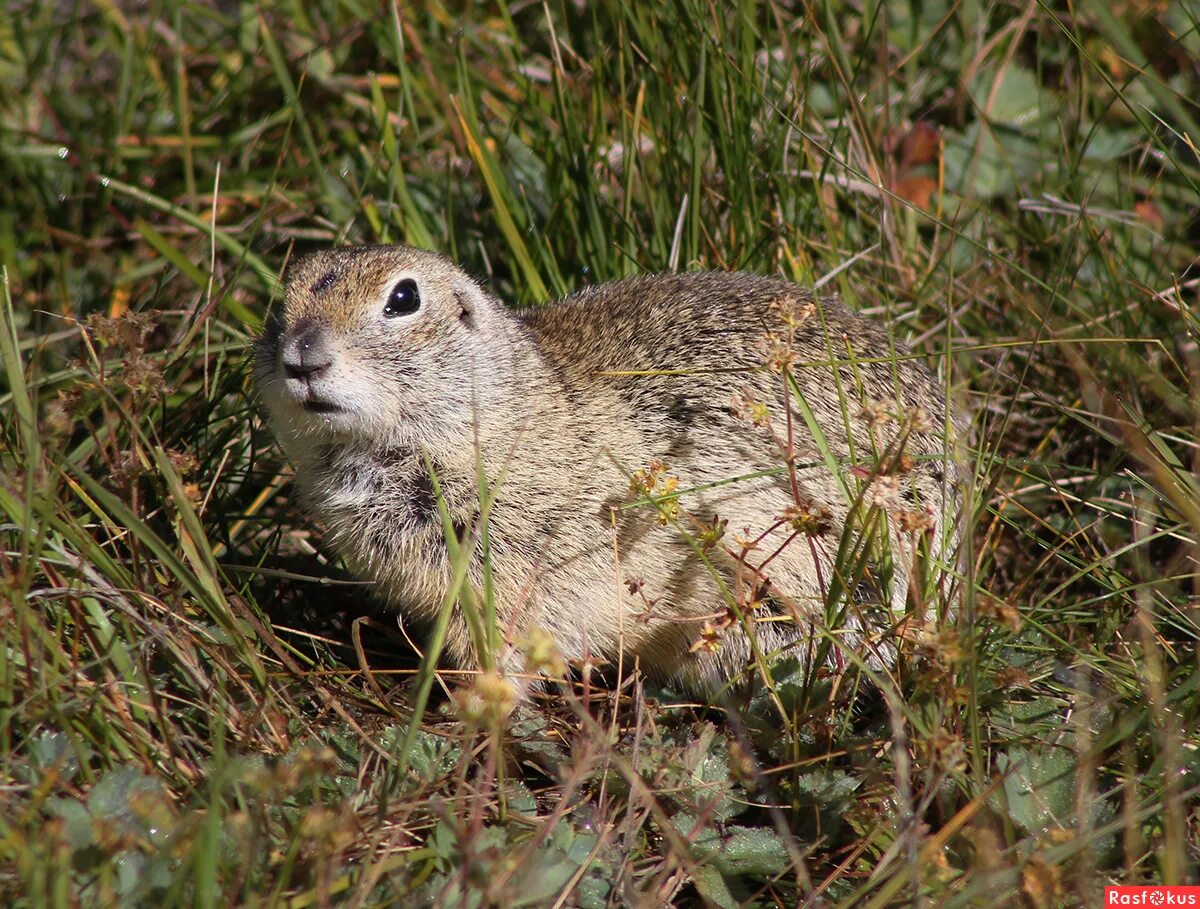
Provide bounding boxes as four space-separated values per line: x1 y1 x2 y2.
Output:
453 288 474 327
451 290 470 326
453 280 501 328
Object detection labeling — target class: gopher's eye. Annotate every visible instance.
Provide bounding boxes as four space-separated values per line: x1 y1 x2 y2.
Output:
383 279 421 317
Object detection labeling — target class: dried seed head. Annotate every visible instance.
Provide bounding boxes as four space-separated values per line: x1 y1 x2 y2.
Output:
697 514 728 551
898 506 935 535
858 398 897 426
727 739 758 784
768 295 817 329
86 311 156 351
915 625 964 666
781 499 833 536
41 393 76 436
688 620 723 653
868 475 901 508
455 670 519 726
978 595 1024 633
166 449 199 477
1021 856 1067 909
746 399 771 427
120 355 166 399
629 459 673 495
758 335 798 372
993 665 1032 688
731 527 760 553
519 626 567 678
629 460 681 524
629 460 660 495
907 405 934 434
112 450 148 488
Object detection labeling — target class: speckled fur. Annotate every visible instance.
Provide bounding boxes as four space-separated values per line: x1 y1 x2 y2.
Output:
255 245 962 693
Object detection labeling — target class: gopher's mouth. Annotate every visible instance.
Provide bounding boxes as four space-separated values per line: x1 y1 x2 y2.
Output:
302 399 344 414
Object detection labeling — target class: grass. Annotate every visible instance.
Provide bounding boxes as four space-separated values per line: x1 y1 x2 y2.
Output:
1 0 1198 905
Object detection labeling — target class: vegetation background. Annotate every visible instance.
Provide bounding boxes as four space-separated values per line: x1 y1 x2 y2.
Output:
1 0 1198 906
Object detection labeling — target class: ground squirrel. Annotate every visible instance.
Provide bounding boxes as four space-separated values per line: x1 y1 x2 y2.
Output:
255 245 960 694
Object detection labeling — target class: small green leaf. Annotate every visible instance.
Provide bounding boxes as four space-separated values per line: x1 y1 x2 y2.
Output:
995 744 1076 833
676 813 792 879
790 769 860 841
45 797 93 851
971 65 1056 128
692 864 739 909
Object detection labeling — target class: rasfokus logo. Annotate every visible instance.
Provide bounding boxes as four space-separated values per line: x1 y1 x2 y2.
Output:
1106 887 1200 906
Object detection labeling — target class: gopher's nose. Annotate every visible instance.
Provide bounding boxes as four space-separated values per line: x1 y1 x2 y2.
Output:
281 320 332 380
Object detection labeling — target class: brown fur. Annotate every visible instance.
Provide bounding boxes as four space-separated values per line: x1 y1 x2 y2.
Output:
255 245 962 693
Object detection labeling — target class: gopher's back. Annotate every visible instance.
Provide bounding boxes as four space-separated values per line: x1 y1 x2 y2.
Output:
511 271 957 685
522 271 950 465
